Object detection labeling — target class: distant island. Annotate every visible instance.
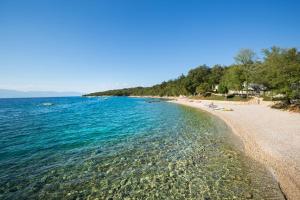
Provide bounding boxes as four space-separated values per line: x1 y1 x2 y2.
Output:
0 89 81 98
85 46 300 110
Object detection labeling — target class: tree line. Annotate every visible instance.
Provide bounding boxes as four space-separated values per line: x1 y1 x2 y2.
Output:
85 46 300 103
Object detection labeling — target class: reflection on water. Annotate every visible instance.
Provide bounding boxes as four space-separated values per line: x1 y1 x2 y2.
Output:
0 97 284 199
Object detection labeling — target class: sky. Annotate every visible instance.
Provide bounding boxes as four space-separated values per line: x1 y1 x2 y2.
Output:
0 0 300 93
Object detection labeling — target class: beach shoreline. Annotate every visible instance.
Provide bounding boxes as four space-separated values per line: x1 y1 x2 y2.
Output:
167 97 300 200
91 95 300 198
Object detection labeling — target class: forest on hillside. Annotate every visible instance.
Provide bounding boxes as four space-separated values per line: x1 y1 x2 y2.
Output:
86 47 300 103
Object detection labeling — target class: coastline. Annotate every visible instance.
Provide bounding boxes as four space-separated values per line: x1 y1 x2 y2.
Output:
169 97 300 200
87 95 299 198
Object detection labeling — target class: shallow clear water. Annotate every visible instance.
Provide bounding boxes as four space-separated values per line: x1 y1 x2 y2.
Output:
0 97 284 199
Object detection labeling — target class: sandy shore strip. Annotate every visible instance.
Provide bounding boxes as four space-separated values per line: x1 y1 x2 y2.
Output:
170 97 300 200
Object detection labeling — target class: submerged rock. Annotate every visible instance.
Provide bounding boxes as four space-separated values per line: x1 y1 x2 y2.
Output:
245 192 253 199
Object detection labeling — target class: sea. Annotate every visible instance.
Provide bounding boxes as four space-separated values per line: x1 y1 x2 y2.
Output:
0 97 284 199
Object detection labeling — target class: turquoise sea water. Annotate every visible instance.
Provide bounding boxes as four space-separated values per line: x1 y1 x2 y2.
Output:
0 97 284 199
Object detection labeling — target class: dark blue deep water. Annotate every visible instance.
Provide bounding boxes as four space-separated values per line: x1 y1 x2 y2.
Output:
0 97 283 199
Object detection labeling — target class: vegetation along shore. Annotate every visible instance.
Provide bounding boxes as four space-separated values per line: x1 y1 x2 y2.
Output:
86 47 300 111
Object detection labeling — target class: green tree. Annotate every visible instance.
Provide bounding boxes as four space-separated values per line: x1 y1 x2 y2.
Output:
221 65 245 92
185 65 210 94
234 49 256 65
196 83 210 95
218 82 228 94
234 48 256 97
262 47 300 102
209 65 224 89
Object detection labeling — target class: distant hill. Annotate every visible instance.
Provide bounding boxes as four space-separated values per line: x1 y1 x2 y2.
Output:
0 89 81 98
85 47 300 100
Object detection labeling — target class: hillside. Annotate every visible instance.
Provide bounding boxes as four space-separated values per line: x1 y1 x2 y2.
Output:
85 47 300 102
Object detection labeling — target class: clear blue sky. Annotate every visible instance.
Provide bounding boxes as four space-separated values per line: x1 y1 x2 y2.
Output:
1 0 299 93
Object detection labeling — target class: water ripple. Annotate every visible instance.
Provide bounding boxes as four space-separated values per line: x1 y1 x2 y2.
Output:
0 97 284 199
